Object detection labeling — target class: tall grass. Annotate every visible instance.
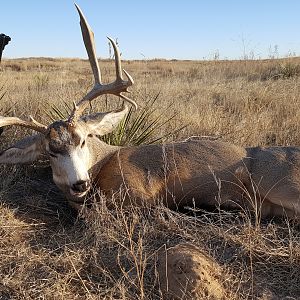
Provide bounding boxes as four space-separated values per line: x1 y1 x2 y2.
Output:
0 57 300 299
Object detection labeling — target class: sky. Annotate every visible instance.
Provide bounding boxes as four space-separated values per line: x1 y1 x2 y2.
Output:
1 0 300 60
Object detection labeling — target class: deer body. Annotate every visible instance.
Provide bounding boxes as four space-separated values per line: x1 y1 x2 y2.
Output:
90 141 300 217
0 4 299 219
94 140 247 209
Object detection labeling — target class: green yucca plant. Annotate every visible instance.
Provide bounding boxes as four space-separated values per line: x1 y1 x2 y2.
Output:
46 93 186 146
102 93 186 146
46 101 73 121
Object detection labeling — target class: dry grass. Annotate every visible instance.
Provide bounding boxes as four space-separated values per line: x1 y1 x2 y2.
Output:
0 57 300 299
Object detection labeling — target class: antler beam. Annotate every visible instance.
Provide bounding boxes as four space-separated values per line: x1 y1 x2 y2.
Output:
69 4 137 126
0 116 47 134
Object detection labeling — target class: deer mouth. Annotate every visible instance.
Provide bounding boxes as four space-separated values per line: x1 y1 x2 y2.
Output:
69 179 91 198
69 188 90 198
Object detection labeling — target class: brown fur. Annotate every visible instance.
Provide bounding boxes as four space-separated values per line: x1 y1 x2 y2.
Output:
94 140 247 209
242 146 300 217
84 139 300 218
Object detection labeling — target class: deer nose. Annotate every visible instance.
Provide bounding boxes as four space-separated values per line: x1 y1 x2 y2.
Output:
71 180 91 193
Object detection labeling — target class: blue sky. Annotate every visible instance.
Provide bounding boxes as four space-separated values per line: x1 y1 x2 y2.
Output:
1 0 300 60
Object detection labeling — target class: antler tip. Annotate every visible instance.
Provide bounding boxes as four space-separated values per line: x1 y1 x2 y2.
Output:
107 37 119 55
74 3 86 23
123 69 134 85
74 3 81 13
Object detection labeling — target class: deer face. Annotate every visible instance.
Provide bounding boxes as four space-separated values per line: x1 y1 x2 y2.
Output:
43 107 130 203
45 121 91 200
0 107 130 207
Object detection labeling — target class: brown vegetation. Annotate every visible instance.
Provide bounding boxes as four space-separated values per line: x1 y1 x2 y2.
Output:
0 57 300 299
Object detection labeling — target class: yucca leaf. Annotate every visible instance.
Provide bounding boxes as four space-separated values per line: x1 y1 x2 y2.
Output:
45 101 72 121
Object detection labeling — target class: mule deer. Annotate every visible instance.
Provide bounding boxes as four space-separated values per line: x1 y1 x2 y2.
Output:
0 5 299 218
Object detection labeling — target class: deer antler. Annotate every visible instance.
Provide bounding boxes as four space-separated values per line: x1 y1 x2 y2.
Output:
0 116 47 134
69 4 137 126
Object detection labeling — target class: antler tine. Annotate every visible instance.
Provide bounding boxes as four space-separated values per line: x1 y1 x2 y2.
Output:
0 116 47 134
75 3 101 86
119 94 138 110
107 36 123 81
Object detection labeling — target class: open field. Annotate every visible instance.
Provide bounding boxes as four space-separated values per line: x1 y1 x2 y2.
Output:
0 57 300 299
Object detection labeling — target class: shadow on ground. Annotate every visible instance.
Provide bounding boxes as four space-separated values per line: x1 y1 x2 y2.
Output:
0 163 78 227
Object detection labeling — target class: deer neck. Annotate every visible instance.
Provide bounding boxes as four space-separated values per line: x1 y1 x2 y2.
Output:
88 136 120 176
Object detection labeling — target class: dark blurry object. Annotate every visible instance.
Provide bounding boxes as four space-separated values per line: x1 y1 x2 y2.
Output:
0 34 11 62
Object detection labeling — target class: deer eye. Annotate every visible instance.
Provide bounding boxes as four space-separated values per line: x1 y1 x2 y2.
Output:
81 140 86 148
49 152 57 158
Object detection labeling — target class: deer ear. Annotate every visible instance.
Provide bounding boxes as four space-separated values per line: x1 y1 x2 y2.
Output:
79 105 128 136
0 134 46 164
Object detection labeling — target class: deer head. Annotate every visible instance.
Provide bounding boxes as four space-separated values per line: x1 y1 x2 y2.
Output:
0 4 137 201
